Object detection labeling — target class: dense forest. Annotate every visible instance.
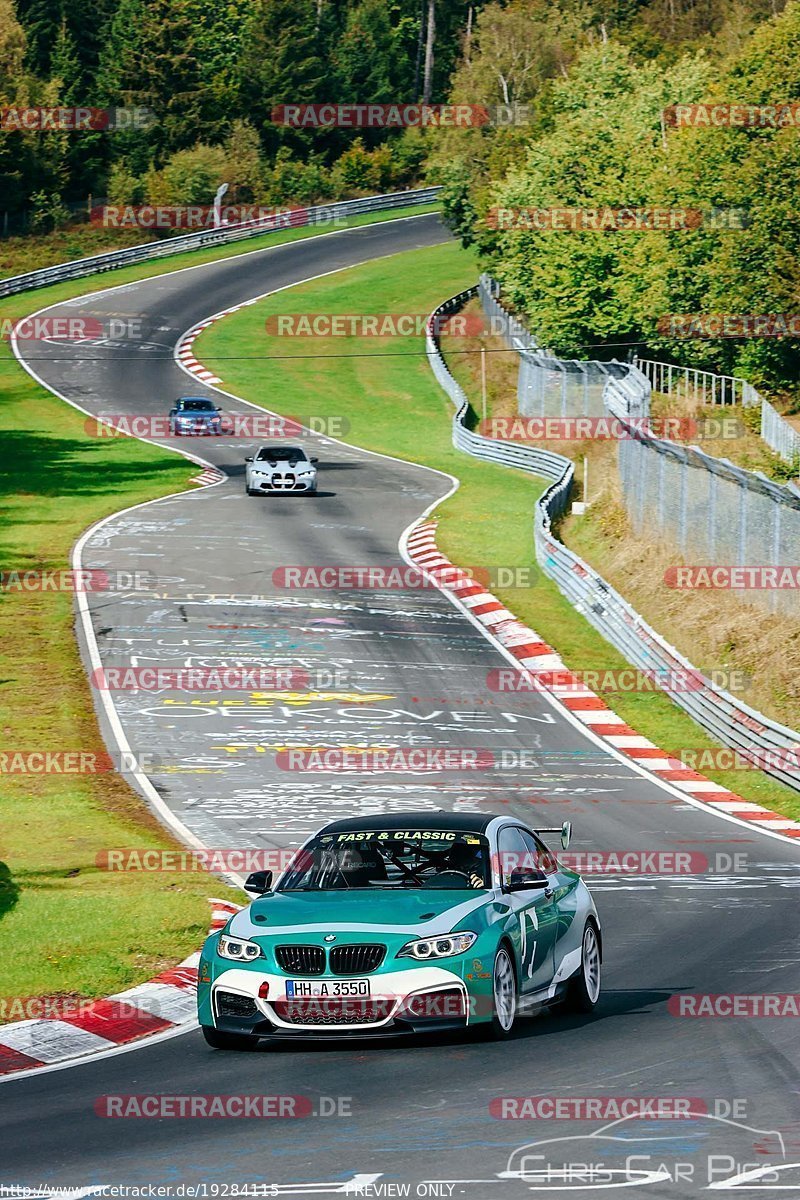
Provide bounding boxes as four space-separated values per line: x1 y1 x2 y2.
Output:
435 0 800 389
2 0 799 387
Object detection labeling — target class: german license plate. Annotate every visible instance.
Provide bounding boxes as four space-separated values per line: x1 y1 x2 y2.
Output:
286 978 370 999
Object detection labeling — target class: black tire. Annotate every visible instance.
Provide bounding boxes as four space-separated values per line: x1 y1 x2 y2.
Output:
201 1025 259 1051
561 921 601 1014
245 486 256 496
485 943 518 1039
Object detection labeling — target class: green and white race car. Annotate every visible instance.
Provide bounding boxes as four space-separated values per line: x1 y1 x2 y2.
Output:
197 811 601 1047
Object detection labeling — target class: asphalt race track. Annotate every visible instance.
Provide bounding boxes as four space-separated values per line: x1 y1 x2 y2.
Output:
4 213 800 1197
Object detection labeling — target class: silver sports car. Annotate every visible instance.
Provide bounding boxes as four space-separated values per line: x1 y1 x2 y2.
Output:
245 445 318 495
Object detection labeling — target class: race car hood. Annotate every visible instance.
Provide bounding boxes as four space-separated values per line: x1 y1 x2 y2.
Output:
228 888 491 940
251 461 310 471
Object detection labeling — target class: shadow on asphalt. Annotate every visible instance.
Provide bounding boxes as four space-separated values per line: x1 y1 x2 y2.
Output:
198 989 678 1057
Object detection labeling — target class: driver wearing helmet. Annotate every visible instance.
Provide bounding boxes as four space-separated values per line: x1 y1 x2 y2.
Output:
442 841 486 889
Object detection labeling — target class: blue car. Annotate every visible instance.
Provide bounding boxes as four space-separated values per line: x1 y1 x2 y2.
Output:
169 396 223 435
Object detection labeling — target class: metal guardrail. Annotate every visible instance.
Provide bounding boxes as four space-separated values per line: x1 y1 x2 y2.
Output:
0 187 442 299
426 288 573 500
426 281 800 796
761 395 800 465
636 356 800 466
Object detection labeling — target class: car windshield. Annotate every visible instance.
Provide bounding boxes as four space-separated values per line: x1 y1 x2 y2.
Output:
278 829 491 891
179 400 216 412
256 446 307 463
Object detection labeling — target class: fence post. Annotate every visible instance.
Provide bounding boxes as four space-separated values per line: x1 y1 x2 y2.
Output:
707 470 716 558
658 451 666 528
771 499 782 615
679 457 689 554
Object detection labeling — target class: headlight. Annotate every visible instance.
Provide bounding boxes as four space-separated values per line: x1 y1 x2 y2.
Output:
217 933 263 962
397 932 477 960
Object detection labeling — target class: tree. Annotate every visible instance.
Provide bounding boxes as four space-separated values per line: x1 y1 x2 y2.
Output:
96 0 206 159
422 0 435 102
0 0 26 88
224 120 264 201
332 0 401 105
238 0 326 158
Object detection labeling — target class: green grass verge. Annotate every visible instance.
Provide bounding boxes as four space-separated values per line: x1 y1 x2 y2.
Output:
0 366 240 1006
196 240 800 822
0 202 440 1010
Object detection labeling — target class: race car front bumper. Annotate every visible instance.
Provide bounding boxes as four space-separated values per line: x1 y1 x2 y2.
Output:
248 472 316 492
205 965 471 1038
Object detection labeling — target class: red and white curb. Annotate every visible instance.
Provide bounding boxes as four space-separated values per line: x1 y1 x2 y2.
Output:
406 521 800 842
176 303 260 386
190 466 225 486
0 899 241 1077
176 321 223 385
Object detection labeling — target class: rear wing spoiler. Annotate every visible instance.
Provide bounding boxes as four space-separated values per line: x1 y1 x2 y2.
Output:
534 821 572 850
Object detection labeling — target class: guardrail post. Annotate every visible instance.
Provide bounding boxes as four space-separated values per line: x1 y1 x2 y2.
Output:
679 457 688 553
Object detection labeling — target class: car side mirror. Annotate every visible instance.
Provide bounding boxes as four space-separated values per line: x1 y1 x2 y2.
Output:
506 871 549 893
245 456 253 462
244 869 273 895
310 456 318 464
561 821 572 850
